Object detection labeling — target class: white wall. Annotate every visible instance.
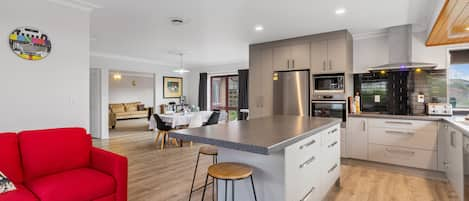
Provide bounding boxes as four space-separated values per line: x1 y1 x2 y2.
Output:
0 0 90 132
109 73 154 107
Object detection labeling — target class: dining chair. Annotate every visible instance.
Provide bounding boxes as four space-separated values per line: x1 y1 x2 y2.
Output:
203 111 220 126
153 114 178 150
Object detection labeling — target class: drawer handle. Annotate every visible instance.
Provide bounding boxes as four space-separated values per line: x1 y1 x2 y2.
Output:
328 163 338 173
385 121 412 125
385 148 415 155
328 128 338 134
300 186 316 201
385 130 414 135
299 139 316 150
328 141 338 148
299 156 316 168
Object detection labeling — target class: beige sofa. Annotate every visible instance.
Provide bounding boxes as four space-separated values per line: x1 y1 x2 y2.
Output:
109 102 149 128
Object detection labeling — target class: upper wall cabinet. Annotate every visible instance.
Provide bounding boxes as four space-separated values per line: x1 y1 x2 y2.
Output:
353 35 389 74
310 37 352 74
273 43 310 71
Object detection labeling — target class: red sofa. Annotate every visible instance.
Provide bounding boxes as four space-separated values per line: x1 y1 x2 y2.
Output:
0 128 128 201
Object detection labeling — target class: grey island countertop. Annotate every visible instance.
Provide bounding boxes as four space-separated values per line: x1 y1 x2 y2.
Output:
170 115 341 155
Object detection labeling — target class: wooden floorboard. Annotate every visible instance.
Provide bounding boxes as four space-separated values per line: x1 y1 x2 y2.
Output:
95 126 458 201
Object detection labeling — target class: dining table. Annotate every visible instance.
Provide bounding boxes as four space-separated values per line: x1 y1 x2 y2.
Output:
149 111 228 146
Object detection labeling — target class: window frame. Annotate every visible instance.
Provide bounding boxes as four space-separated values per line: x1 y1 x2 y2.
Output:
210 74 239 112
446 47 469 111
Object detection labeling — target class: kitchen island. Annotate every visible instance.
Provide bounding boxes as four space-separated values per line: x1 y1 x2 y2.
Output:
170 116 341 201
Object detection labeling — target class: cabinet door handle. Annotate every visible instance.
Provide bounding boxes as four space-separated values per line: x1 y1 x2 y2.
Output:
299 139 316 150
292 60 295 69
287 60 290 69
385 121 412 125
328 128 338 134
299 156 316 168
362 120 366 131
450 131 456 147
328 163 338 173
329 60 332 70
385 130 414 135
323 61 326 71
328 141 338 148
300 186 316 201
385 148 415 155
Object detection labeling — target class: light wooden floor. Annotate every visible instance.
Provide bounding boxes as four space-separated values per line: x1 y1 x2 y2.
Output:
95 128 458 201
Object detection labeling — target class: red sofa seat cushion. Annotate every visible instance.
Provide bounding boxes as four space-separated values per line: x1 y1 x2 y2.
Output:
18 128 92 180
0 184 39 201
26 168 116 201
0 133 24 184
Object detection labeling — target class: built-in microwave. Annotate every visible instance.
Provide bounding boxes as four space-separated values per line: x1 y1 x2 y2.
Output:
313 74 345 94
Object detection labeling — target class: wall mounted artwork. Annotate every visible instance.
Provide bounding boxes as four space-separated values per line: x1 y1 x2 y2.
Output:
9 27 52 61
163 76 183 98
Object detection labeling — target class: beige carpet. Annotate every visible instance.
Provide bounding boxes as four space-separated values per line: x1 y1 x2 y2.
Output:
110 118 152 136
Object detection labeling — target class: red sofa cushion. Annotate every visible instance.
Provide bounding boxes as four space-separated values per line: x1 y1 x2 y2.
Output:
18 128 92 180
0 184 39 201
0 133 24 184
26 168 116 201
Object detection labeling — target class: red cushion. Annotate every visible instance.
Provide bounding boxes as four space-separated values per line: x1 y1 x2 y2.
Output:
0 184 39 201
0 133 23 184
18 128 91 180
26 168 116 201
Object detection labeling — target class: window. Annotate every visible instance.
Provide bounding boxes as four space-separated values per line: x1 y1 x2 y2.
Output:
211 75 239 120
448 49 469 109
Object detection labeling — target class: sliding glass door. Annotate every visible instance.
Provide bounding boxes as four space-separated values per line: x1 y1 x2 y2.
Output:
211 75 239 121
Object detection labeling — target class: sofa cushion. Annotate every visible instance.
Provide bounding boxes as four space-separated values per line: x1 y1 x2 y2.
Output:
0 133 23 184
0 184 39 201
124 102 139 112
93 194 115 201
18 128 91 180
26 168 115 201
110 104 125 113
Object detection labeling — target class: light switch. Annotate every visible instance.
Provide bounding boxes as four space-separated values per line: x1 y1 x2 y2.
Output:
374 95 380 103
417 94 425 103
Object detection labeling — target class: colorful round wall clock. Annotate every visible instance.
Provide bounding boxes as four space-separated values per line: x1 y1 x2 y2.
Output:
8 27 52 61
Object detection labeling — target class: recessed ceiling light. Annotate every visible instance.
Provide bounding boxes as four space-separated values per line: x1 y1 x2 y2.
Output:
465 27 469 31
254 25 264 31
335 8 346 15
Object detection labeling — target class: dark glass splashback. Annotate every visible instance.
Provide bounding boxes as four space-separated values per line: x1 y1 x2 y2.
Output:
354 72 409 115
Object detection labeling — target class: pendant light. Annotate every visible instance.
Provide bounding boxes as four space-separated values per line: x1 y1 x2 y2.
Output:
173 53 189 74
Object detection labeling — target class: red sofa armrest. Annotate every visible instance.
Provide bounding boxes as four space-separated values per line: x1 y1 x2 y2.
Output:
90 147 128 201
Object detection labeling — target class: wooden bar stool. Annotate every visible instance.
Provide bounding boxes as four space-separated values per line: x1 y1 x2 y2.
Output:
188 146 218 201
201 162 257 201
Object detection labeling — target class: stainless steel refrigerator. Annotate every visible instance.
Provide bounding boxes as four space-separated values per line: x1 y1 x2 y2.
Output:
273 70 310 116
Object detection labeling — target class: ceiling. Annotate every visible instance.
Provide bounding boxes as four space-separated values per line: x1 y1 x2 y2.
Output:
87 0 437 69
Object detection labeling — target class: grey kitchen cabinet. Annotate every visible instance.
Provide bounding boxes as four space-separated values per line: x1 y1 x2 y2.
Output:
273 43 310 71
249 48 273 119
346 117 368 160
352 35 389 73
310 37 350 74
445 126 464 201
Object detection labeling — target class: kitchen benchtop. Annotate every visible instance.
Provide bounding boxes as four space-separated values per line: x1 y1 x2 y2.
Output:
170 116 342 155
349 112 469 137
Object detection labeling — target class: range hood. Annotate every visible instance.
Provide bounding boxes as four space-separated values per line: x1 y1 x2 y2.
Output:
368 25 437 72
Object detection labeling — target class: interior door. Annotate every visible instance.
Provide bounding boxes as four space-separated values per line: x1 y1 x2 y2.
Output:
290 43 310 69
273 46 291 71
446 127 464 201
310 40 328 74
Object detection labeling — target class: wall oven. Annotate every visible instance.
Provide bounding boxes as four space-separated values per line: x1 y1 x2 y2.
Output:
311 100 346 122
313 73 345 94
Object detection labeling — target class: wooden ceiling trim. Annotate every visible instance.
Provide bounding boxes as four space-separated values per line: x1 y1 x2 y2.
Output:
426 0 469 46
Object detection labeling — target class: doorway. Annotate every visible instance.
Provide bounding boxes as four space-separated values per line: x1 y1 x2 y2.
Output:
210 75 239 121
